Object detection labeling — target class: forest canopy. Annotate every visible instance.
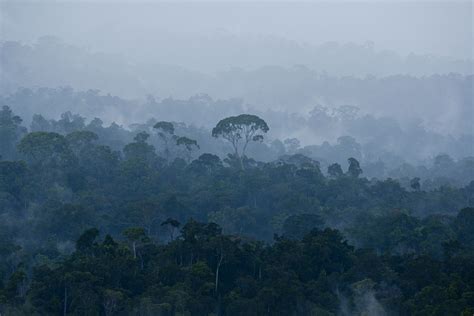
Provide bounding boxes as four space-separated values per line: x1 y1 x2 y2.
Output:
0 106 473 315
1 2 473 314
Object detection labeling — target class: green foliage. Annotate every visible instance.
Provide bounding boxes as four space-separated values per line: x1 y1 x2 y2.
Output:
76 228 100 252
176 136 200 162
0 110 473 314
154 121 175 135
327 163 343 178
455 207 474 247
410 177 421 191
123 133 158 165
282 214 324 240
18 132 75 169
0 105 27 160
347 157 362 178
212 114 269 159
65 130 98 150
176 136 198 149
0 161 28 200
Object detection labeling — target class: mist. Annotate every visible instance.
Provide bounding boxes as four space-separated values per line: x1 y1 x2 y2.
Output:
2 1 473 61
1 0 473 172
1 1 474 314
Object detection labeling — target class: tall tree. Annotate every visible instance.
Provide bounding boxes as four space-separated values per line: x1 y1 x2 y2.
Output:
123 132 157 165
0 106 27 160
347 157 363 178
176 136 199 162
161 218 181 241
212 114 269 167
123 227 148 259
327 163 343 178
153 121 177 162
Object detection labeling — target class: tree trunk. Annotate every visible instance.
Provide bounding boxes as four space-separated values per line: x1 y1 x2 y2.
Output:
215 254 224 292
169 227 175 241
242 140 249 157
238 154 244 170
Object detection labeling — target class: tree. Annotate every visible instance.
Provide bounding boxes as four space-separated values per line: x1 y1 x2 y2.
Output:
211 114 269 167
454 207 474 247
0 106 27 160
336 136 362 160
133 131 150 143
161 218 181 241
17 132 75 170
123 227 148 259
76 228 99 253
54 112 86 134
78 144 120 183
30 114 52 132
282 214 324 240
0 160 28 201
102 289 124 316
65 130 99 156
327 163 343 178
123 131 158 165
188 153 222 174
4 269 27 304
176 136 199 162
153 121 177 162
347 157 362 178
410 177 421 191
208 206 256 237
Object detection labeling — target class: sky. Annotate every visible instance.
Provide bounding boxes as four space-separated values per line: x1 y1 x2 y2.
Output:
0 0 472 157
1 0 472 61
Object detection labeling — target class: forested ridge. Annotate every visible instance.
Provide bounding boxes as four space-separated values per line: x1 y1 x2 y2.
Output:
1 105 474 315
2 88 473 188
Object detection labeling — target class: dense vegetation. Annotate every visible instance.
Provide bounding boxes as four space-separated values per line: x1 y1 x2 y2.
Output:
1 105 473 315
2 88 473 188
